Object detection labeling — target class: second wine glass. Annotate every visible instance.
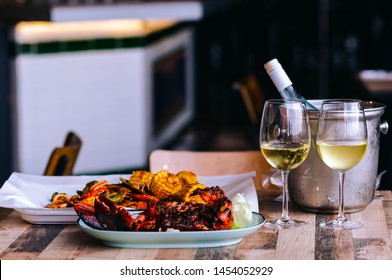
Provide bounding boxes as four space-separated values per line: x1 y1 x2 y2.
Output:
259 99 311 228
316 99 368 229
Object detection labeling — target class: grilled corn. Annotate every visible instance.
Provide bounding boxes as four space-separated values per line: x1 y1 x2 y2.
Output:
129 170 154 188
176 170 198 186
150 170 182 199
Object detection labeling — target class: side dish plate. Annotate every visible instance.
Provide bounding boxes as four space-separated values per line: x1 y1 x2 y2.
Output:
77 212 264 248
15 208 77 224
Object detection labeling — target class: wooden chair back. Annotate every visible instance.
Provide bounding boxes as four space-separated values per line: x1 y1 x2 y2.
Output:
44 131 82 176
149 149 273 190
232 74 265 129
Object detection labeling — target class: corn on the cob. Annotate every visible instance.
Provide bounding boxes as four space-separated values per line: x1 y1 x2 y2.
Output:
129 170 154 188
178 183 207 202
176 170 198 186
150 170 182 199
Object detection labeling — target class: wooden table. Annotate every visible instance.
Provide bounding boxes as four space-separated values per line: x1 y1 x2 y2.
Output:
0 190 391 260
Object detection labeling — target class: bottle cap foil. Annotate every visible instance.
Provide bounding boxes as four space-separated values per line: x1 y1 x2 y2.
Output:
264 58 282 74
264 58 292 92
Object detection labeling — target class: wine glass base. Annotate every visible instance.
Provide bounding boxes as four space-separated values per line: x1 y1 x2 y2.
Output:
263 218 307 229
319 219 363 230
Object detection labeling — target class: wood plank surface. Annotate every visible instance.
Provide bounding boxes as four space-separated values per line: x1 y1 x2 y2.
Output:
0 190 391 260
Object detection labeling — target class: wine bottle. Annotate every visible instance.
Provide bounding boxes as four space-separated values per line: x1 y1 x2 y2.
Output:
264 58 318 110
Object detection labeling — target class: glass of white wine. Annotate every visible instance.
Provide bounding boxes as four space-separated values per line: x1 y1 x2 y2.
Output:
260 99 311 228
316 99 368 229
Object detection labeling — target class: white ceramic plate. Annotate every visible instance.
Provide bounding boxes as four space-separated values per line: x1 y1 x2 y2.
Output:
77 212 264 248
15 208 77 224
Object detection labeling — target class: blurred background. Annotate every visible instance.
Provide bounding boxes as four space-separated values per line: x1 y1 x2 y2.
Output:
1 0 392 187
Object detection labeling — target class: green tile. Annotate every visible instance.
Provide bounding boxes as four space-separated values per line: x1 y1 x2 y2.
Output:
66 40 90 52
94 38 117 50
19 44 31 55
37 41 61 54
15 22 190 55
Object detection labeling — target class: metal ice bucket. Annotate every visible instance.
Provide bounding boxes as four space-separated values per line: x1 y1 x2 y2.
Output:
289 100 388 213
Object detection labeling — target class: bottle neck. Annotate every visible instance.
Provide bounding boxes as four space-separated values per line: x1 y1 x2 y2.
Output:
268 68 293 92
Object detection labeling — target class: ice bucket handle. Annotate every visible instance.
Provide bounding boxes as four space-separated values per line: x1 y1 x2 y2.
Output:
380 120 389 135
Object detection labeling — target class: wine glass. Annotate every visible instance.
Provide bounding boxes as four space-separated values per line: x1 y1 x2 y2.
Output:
259 99 311 228
316 99 368 229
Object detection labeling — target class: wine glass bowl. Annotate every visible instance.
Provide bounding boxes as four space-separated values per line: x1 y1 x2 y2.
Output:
316 99 368 229
259 99 311 228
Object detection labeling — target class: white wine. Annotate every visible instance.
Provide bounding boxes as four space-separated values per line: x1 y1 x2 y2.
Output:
261 142 310 171
317 140 367 172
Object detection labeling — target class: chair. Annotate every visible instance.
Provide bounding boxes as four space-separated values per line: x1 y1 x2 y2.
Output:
232 74 265 147
149 149 277 190
44 131 82 176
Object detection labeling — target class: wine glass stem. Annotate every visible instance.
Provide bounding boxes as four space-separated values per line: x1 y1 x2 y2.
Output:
281 170 290 221
337 171 346 222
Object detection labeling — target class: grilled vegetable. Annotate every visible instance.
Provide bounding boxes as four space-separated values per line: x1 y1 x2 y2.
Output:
176 170 198 186
150 170 182 199
129 171 154 188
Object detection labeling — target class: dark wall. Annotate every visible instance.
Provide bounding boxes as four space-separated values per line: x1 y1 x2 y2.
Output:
194 0 392 187
0 25 12 184
196 0 392 103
